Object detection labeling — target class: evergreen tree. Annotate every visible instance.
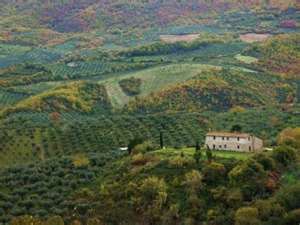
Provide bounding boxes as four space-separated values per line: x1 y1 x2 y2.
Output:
196 140 201 151
231 124 242 133
206 148 213 163
194 141 202 164
128 137 144 155
160 131 164 149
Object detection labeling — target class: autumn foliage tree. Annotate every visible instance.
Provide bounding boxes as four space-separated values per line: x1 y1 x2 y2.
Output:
234 207 261 225
135 176 168 224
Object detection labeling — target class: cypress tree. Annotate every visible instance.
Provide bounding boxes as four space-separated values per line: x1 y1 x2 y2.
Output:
160 131 164 149
196 140 201 151
206 148 213 163
193 140 201 164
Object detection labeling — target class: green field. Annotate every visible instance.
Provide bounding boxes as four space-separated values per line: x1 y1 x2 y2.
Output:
153 147 252 160
234 54 258 64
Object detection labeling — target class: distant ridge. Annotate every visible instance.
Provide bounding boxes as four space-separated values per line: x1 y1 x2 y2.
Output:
0 0 298 33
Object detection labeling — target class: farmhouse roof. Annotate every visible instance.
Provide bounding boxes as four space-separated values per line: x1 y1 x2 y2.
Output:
206 132 251 138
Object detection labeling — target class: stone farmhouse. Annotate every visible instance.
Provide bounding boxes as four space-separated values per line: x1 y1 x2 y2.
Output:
205 132 263 152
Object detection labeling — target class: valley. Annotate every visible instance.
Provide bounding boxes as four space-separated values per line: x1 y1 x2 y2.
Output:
0 1 299 225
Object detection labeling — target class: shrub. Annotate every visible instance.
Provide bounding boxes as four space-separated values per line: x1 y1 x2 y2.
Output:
234 207 261 225
226 189 243 208
168 156 193 168
183 170 203 194
119 77 142 96
70 220 82 225
203 162 226 185
284 209 300 225
10 215 43 225
132 141 158 154
137 176 168 223
46 216 64 225
131 153 149 166
254 199 285 222
229 159 267 199
162 204 180 225
193 149 202 164
128 137 145 154
272 146 296 166
139 176 167 205
87 218 105 225
277 127 300 149
276 183 300 210
253 153 275 171
229 159 266 185
72 153 90 168
230 106 246 113
210 186 227 202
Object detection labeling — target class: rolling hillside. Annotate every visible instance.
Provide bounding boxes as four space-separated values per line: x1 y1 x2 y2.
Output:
0 81 112 117
124 68 296 113
101 64 220 107
246 33 300 78
0 1 300 224
1 0 298 32
1 62 297 116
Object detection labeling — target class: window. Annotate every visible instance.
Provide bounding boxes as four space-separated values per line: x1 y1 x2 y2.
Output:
213 136 216 140
213 144 216 149
237 145 240 149
222 137 225 140
224 144 227 149
249 146 252 151
219 145 222 149
237 137 240 141
227 137 230 141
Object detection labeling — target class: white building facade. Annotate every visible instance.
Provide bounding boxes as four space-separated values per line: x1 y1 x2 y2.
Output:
205 132 263 152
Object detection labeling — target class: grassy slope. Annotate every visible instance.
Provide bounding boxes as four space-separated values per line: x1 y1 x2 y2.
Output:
153 148 252 160
100 64 219 107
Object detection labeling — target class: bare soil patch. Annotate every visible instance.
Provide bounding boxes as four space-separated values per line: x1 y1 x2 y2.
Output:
240 33 272 43
160 34 200 43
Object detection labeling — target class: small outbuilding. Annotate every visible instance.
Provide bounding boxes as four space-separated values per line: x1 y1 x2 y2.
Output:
205 132 263 152
119 147 128 151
